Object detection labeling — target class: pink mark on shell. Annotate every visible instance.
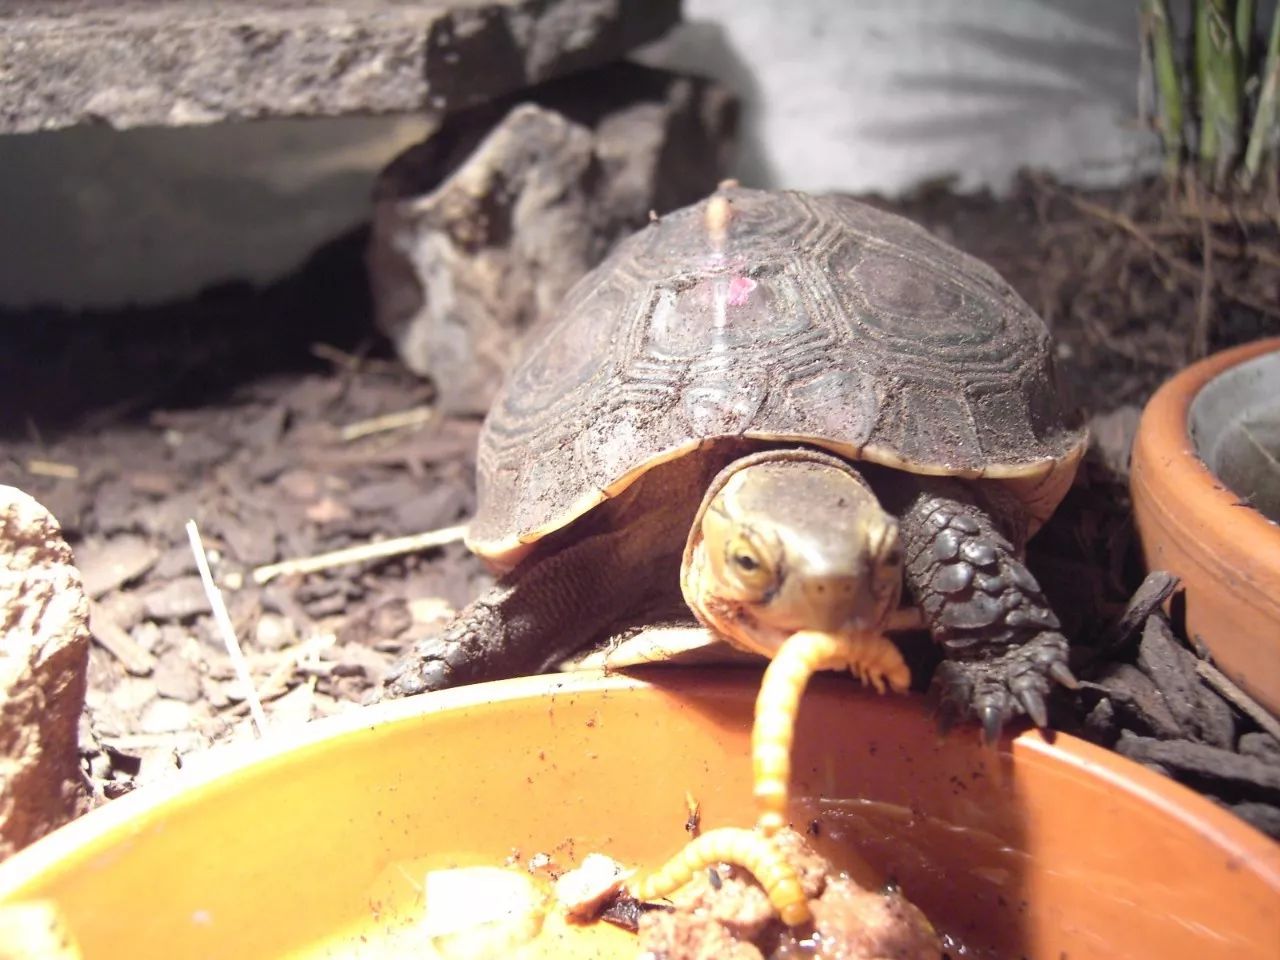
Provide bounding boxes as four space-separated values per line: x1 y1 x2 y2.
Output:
726 275 757 306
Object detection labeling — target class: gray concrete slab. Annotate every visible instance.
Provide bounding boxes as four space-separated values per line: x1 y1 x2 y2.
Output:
0 0 681 133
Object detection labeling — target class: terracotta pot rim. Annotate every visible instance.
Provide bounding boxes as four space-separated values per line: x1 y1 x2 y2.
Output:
1133 337 1280 575
3 668 1278 959
1 667 1275 897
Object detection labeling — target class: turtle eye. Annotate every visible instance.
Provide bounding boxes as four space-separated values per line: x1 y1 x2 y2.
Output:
726 535 772 592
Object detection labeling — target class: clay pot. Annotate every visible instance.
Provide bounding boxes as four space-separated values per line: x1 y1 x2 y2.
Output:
0 669 1275 958
1131 337 1280 716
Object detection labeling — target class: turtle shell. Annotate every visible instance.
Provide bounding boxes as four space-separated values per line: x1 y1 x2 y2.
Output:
470 187 1086 564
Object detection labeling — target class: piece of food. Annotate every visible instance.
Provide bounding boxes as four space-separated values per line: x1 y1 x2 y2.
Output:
418 865 546 957
555 852 632 921
630 828 939 960
638 910 769 960
0 901 83 960
806 876 941 960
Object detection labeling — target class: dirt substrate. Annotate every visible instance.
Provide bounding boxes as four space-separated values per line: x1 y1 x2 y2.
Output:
1 174 1278 837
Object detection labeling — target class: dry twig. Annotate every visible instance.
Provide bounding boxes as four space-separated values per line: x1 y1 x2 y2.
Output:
1172 192 1279 225
187 519 269 736
1195 660 1280 741
251 524 469 585
310 342 365 369
1143 220 1280 268
310 342 406 376
339 405 435 442
1051 186 1280 322
1195 191 1215 359
25 459 79 479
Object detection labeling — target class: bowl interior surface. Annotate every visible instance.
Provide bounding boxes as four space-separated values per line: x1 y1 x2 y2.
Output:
0 668 1275 959
1189 350 1280 523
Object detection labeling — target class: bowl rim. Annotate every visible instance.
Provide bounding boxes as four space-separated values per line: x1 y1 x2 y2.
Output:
1 668 1276 901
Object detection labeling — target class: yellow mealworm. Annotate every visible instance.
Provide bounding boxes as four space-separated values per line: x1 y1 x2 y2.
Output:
753 630 908 834
627 827 811 927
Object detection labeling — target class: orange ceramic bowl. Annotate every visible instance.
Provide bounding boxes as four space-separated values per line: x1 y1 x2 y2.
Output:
0 668 1276 959
1131 337 1280 716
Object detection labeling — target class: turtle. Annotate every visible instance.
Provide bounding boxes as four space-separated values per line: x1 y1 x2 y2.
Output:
384 184 1087 737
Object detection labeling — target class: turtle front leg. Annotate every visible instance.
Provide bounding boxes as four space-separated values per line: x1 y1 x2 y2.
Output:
896 480 1077 741
384 530 664 698
383 580 524 697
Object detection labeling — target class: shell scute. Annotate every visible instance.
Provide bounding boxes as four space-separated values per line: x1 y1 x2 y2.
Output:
469 188 1085 559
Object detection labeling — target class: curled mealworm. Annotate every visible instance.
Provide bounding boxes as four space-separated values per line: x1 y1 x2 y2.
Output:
626 827 811 927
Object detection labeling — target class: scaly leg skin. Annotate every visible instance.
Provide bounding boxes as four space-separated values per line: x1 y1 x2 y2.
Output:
383 528 669 698
753 630 909 835
896 481 1078 742
627 827 811 927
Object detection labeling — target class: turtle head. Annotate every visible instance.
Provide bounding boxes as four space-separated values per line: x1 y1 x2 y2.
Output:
682 452 903 658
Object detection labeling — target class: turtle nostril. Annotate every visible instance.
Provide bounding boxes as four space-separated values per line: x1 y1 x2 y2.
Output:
803 576 858 606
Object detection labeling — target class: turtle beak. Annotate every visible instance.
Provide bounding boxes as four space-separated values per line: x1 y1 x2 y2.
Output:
799 574 867 632
798 565 897 633
798 513 904 632
769 520 903 635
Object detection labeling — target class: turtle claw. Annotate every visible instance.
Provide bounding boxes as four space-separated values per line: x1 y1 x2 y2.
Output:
1016 688 1049 729
383 612 493 697
932 631 1073 740
979 703 1005 745
384 638 457 698
1048 660 1079 690
932 659 1011 742
936 668 1015 745
383 596 530 698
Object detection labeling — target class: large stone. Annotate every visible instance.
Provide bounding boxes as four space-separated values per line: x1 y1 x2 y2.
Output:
0 487 90 859
0 0 682 134
368 61 737 413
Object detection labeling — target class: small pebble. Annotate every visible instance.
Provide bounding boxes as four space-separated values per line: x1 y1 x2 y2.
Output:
153 650 202 703
141 576 211 621
256 613 300 651
139 697 194 735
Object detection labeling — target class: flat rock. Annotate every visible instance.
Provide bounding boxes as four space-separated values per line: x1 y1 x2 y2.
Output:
0 486 91 858
1115 733 1280 798
153 650 203 703
209 508 279 567
138 697 194 735
1239 731 1280 764
87 600 157 677
1086 663 1182 741
140 575 211 621
393 484 472 532
255 612 301 652
346 477 425 515
1229 802 1280 840
74 534 160 599
152 544 198 580
0 0 681 133
368 61 737 413
1137 614 1234 749
1100 571 1178 654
